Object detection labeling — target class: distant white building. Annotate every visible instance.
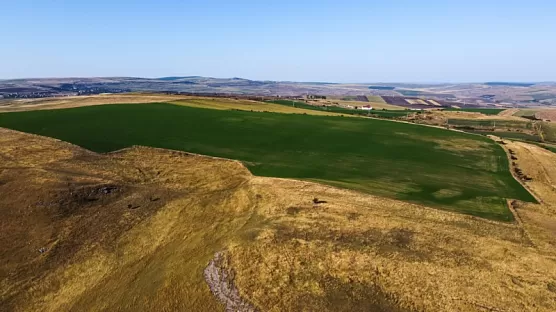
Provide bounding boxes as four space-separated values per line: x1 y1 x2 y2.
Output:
358 105 373 110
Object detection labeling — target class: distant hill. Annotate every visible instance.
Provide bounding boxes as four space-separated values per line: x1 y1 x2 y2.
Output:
485 82 536 87
368 86 396 90
158 76 202 81
2 76 556 106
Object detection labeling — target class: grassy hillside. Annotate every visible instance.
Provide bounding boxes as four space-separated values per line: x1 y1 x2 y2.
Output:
0 103 536 220
540 122 556 142
3 128 556 312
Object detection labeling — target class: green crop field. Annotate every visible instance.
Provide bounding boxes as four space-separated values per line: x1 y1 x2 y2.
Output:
470 131 541 142
443 108 505 115
0 103 536 221
268 100 410 118
448 119 532 129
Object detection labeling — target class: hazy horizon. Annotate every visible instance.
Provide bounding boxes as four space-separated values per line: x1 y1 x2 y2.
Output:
1 75 553 85
2 0 555 82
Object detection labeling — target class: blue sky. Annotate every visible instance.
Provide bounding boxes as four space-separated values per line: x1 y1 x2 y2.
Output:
1 0 555 82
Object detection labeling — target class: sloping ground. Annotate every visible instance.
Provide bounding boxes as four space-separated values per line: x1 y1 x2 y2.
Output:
168 98 344 116
0 128 255 311
540 122 556 142
502 141 556 247
1 128 556 311
0 103 535 220
439 110 528 121
0 94 188 112
499 108 520 117
0 94 343 116
535 109 556 121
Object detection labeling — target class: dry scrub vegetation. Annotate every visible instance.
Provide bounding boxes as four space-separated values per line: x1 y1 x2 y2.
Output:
1 128 556 311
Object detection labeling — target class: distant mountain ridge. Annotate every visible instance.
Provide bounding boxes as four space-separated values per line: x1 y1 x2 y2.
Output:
1 76 556 105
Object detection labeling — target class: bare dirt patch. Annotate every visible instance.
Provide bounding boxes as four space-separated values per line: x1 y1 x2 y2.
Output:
204 252 257 312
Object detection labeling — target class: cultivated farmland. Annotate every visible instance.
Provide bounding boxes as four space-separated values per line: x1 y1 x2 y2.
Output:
2 127 556 312
0 94 343 116
268 100 411 118
0 103 536 220
443 108 506 115
447 118 533 130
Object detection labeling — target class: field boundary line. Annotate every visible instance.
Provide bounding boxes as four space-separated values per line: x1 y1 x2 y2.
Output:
492 138 544 243
520 143 556 193
494 139 543 205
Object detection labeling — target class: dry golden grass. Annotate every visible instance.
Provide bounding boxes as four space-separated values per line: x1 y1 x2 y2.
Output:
0 94 344 116
169 98 344 116
0 128 253 312
1 128 556 311
501 141 556 247
535 109 556 121
406 99 428 106
0 94 190 112
434 110 527 121
499 108 520 117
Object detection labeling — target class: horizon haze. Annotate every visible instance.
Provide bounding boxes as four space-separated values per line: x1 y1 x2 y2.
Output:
2 0 556 82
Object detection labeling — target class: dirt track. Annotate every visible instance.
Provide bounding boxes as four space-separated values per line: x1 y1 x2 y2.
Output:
1 128 556 311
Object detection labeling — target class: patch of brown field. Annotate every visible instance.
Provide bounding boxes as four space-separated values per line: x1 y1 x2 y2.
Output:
411 99 427 105
535 109 556 121
0 94 191 112
498 108 520 117
434 110 527 121
0 94 345 116
1 128 556 311
169 98 345 116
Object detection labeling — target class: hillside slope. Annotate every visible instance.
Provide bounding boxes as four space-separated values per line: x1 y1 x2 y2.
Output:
0 103 536 220
1 128 556 311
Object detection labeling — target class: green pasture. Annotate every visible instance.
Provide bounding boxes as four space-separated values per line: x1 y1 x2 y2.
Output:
0 103 536 221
